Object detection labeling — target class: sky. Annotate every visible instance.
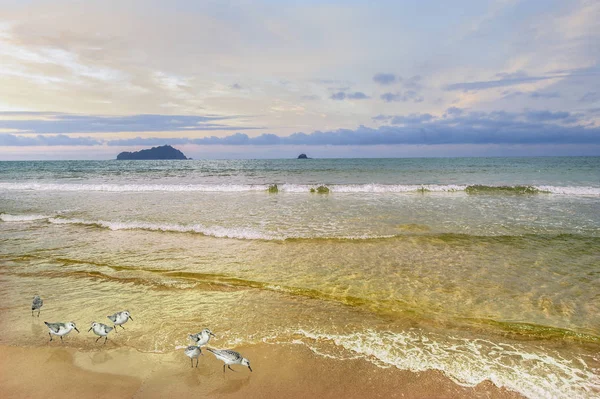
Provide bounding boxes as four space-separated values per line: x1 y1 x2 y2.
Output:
0 0 599 159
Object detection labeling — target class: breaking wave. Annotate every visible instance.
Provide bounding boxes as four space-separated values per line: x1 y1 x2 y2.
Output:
0 182 598 195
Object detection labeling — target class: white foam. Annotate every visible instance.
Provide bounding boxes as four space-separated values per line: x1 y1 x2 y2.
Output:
1 181 597 195
0 182 270 192
47 218 279 240
295 329 600 398
537 185 600 196
0 213 51 222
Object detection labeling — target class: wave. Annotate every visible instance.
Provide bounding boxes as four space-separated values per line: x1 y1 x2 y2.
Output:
3 214 598 242
47 217 278 240
294 329 600 398
0 182 598 195
0 213 53 222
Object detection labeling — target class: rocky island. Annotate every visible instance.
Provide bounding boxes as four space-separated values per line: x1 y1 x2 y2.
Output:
297 153 310 159
116 145 188 160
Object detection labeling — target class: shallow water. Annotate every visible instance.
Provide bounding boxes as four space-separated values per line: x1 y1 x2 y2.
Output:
0 157 599 398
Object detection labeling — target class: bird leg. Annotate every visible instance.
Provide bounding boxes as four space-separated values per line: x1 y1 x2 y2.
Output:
228 365 236 372
223 364 226 373
120 325 125 330
49 333 52 342
32 310 34 316
38 310 40 317
195 358 199 368
191 358 193 368
60 336 63 343
96 336 102 343
114 325 117 333
104 337 108 344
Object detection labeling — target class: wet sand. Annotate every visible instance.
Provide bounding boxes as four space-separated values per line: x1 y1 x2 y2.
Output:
0 343 522 398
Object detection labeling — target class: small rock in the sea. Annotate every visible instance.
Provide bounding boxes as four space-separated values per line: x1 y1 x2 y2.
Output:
268 184 279 193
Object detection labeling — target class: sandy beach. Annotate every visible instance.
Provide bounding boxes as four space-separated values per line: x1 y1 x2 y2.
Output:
0 343 523 398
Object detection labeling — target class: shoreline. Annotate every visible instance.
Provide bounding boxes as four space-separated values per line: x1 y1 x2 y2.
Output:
0 343 523 398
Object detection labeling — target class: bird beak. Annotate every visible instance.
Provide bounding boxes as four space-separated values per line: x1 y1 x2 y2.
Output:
248 365 253 372
210 332 216 337
75 327 80 333
87 327 92 332
129 316 133 321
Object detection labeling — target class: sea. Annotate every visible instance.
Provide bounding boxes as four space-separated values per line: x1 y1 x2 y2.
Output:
0 157 599 398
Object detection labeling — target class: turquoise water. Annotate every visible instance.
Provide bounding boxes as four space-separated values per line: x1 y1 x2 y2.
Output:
0 157 599 397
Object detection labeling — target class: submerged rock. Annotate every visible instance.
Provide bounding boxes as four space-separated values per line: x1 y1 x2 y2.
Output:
310 185 329 194
268 184 279 193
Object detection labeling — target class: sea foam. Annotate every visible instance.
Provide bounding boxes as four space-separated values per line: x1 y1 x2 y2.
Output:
1 182 599 195
0 213 52 222
295 329 600 399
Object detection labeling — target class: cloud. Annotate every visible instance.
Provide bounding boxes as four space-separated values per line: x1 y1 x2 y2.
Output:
373 73 397 85
330 92 347 100
330 91 369 100
0 112 259 134
347 92 369 100
104 108 599 147
0 133 102 146
524 110 574 122
445 68 600 92
402 75 422 89
231 83 242 90
580 92 599 103
530 91 560 99
445 74 551 91
380 91 424 103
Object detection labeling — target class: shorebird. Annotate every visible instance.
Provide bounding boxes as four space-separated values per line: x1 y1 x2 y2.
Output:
107 310 133 332
45 321 79 342
184 346 203 368
189 328 216 346
32 295 43 317
88 322 114 344
207 348 252 373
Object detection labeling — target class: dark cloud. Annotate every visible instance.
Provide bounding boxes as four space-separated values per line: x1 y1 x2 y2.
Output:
445 73 551 91
347 92 369 99
104 109 599 147
373 73 397 85
390 114 433 125
371 114 390 122
330 91 369 100
580 92 599 103
380 91 424 103
330 92 347 100
0 134 102 146
530 91 560 99
524 110 573 122
0 112 259 134
231 83 242 90
445 107 464 116
402 75 422 89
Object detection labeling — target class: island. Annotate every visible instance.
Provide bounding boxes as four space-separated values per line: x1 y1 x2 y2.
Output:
116 145 189 160
297 153 310 159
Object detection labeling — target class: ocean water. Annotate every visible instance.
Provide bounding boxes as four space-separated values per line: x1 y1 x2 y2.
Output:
0 157 599 398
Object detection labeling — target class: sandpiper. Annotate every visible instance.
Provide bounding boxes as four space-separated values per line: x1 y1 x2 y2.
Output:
88 322 114 344
207 348 252 373
32 295 43 317
45 321 79 342
189 328 216 346
107 310 133 332
184 345 202 368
